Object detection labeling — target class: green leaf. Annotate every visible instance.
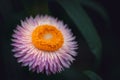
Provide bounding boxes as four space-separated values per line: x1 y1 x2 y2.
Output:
83 70 102 80
56 0 102 68
62 69 89 80
21 0 50 15
79 0 109 24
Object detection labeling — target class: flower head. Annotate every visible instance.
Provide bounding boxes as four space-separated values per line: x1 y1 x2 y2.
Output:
11 15 78 75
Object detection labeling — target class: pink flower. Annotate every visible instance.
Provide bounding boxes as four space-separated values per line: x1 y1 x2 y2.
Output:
11 15 78 75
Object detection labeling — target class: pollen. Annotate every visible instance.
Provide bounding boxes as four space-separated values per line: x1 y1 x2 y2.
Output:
32 25 64 51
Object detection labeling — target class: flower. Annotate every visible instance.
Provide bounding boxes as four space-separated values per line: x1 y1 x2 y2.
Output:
11 15 78 75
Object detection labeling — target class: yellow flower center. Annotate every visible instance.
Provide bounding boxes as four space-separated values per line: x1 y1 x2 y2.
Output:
32 25 64 52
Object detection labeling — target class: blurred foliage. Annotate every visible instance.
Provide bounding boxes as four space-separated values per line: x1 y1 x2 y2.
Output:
56 0 102 68
21 0 50 16
78 0 109 24
83 70 102 80
56 0 105 80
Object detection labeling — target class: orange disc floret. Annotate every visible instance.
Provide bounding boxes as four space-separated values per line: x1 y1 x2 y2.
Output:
32 25 64 52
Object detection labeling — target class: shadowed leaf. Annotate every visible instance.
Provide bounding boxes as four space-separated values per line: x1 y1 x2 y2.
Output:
79 0 109 24
56 0 102 68
21 0 50 15
83 70 102 80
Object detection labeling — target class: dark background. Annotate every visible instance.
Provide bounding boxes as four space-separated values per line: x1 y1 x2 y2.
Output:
0 0 119 80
